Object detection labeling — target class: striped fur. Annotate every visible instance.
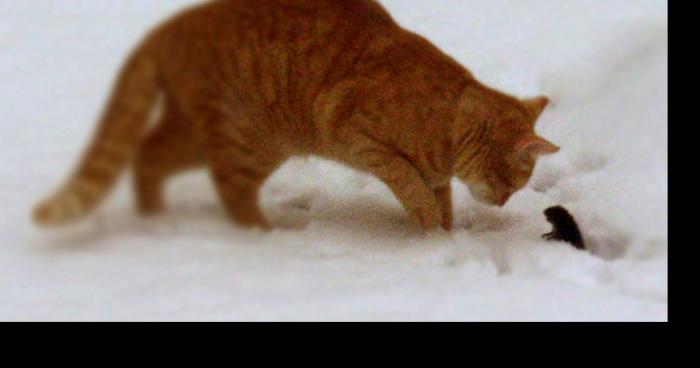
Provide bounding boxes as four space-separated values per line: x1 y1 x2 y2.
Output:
33 40 160 226
33 0 559 231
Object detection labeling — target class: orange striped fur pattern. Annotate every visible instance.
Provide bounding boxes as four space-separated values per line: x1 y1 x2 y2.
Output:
33 0 559 232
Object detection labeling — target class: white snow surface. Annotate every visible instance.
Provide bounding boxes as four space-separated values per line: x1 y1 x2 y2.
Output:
0 0 667 321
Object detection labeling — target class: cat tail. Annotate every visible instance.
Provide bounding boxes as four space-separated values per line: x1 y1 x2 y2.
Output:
32 40 161 226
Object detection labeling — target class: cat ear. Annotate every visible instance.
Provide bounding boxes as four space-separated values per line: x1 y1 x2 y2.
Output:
523 96 550 119
514 135 560 162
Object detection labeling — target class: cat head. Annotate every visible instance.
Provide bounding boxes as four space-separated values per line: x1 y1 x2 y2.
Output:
455 91 559 206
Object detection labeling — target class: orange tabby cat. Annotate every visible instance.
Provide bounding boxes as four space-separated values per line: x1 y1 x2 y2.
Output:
33 0 559 232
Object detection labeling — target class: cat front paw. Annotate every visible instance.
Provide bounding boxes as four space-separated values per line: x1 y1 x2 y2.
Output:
414 206 442 232
440 214 453 232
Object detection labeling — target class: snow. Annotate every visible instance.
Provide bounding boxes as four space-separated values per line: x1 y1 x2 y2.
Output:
0 0 667 321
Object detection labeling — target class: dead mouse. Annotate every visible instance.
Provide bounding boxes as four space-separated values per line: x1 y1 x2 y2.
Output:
543 206 586 250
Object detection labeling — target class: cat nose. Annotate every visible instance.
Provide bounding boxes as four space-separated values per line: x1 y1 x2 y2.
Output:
497 192 513 206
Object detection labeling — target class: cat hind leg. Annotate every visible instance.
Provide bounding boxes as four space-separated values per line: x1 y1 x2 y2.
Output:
133 103 205 215
198 113 286 230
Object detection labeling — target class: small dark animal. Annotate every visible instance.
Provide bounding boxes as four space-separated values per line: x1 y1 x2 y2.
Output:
543 206 586 250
